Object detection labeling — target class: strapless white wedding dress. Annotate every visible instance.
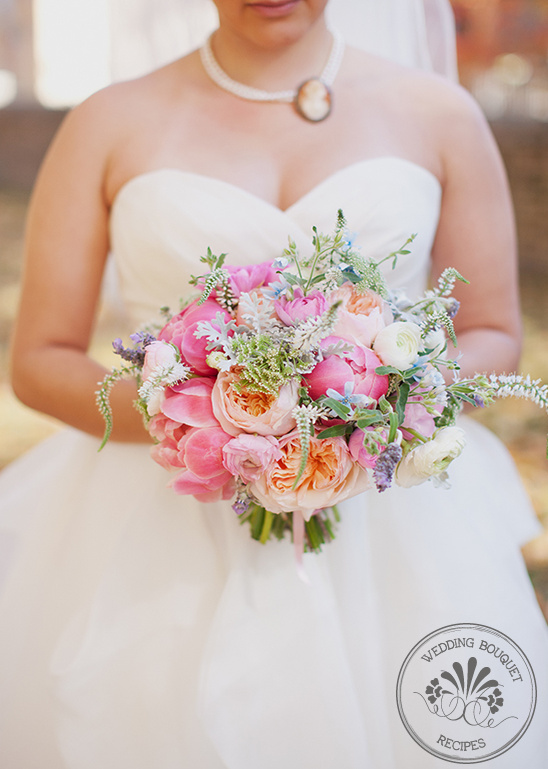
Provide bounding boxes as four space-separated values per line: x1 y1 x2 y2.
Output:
1 158 547 768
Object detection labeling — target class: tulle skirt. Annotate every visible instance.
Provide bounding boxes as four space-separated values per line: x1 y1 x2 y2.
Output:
0 416 547 768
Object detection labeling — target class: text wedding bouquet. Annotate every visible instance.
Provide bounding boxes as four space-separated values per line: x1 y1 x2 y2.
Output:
98 212 548 553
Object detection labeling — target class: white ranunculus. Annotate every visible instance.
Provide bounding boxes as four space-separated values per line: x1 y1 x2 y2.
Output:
395 426 466 487
373 321 422 370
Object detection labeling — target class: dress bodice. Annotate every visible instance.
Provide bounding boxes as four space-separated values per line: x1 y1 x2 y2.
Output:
109 156 442 328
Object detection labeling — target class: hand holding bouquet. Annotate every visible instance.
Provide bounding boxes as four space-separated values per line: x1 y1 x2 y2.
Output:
98 212 548 552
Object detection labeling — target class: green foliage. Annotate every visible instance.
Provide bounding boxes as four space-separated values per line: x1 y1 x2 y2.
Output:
95 366 139 450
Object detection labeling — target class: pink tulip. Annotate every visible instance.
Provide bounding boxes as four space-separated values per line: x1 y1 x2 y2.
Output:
171 469 236 501
161 378 218 427
179 426 234 480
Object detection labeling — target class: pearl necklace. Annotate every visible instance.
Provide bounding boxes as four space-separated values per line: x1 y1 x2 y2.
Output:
199 30 345 122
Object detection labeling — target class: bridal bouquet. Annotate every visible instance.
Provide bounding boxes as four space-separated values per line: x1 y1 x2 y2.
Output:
97 212 548 552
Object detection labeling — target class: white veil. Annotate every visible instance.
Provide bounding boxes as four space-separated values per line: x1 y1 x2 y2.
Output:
109 0 458 82
326 0 458 80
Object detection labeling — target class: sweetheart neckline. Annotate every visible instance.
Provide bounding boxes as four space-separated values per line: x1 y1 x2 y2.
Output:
110 156 442 217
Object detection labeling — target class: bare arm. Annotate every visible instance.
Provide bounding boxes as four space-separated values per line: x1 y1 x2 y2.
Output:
431 85 522 379
10 89 149 442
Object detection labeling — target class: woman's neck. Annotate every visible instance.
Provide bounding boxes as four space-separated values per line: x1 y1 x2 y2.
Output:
210 18 332 93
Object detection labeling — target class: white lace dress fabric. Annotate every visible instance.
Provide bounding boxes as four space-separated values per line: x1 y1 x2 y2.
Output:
0 158 547 768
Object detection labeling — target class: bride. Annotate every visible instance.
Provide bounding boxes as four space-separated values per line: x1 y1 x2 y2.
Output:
1 0 547 767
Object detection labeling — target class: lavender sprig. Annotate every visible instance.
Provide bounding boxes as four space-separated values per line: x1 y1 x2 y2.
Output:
373 443 403 492
113 332 157 366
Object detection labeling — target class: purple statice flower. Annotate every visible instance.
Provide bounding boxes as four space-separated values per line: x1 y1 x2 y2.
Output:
373 442 403 493
232 494 252 516
112 332 157 366
473 393 486 408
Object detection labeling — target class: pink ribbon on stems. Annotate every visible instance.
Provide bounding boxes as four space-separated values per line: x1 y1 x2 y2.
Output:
292 510 311 585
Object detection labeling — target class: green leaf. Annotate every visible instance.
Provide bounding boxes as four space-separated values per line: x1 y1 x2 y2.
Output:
356 411 385 429
317 424 353 439
283 273 301 286
395 381 410 424
322 397 351 419
375 365 401 376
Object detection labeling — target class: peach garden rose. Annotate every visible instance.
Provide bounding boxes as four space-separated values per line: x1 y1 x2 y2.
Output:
249 431 372 519
212 370 299 436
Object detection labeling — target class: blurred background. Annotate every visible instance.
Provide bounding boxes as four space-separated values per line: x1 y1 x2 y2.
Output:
0 0 547 608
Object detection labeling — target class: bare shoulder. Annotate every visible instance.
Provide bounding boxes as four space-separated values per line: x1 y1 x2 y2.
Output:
380 63 496 177
342 47 495 184
47 53 201 193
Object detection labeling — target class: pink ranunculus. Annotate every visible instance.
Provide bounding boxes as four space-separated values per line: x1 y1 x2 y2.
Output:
275 288 328 326
249 431 371 519
161 377 218 428
330 285 391 348
212 370 299 436
222 434 283 483
401 402 436 441
348 428 386 470
159 299 232 375
306 342 389 402
226 261 280 297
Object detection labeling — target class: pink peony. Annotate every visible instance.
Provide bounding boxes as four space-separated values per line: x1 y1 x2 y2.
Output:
222 434 282 483
212 370 299 436
158 299 232 375
161 378 219 428
249 431 371 519
275 288 328 326
306 343 389 403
